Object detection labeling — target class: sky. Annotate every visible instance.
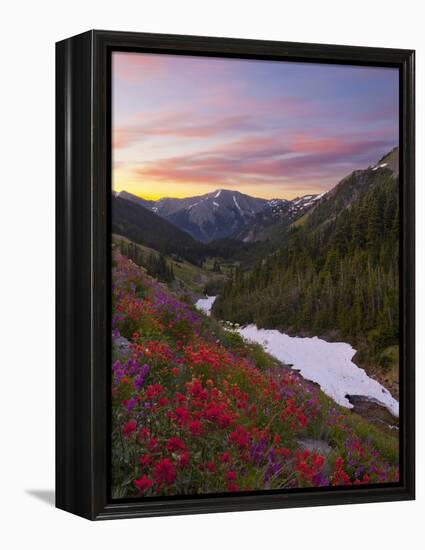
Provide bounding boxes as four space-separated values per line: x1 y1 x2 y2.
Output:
112 52 399 200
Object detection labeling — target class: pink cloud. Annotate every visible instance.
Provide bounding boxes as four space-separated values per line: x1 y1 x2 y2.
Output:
113 112 261 149
112 85 320 150
113 52 240 84
129 132 395 189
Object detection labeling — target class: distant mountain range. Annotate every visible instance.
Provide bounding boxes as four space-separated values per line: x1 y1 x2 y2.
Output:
114 146 399 251
115 188 321 243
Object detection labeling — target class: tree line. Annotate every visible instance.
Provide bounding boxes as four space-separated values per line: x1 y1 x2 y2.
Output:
114 239 175 283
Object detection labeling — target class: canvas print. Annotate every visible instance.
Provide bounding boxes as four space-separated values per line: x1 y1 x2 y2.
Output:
111 52 400 499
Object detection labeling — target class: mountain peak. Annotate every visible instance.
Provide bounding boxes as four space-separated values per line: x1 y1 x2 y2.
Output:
374 147 399 176
210 188 243 198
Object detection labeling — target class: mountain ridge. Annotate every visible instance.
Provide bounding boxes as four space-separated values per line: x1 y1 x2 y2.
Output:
117 188 320 243
114 147 399 247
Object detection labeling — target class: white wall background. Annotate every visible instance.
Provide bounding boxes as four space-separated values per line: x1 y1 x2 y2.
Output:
0 1 422 548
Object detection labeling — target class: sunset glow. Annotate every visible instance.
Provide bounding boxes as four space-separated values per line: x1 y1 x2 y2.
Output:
112 52 399 200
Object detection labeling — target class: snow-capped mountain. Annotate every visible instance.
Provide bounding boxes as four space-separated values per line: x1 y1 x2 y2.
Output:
234 194 323 242
156 189 269 242
117 189 323 243
265 194 322 218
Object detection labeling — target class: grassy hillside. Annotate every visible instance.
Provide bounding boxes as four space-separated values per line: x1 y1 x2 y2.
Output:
113 234 226 298
111 252 398 498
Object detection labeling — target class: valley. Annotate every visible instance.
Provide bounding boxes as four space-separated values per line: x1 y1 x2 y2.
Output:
111 147 400 497
114 147 400 398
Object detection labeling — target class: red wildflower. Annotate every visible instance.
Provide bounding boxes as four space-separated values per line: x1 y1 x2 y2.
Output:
146 384 164 400
175 393 186 404
332 457 351 486
226 470 236 481
138 427 150 440
187 378 208 400
229 426 250 449
220 452 231 463
138 454 152 468
166 437 186 453
157 396 169 407
335 456 344 469
154 458 176 485
206 461 216 473
175 406 190 426
147 437 158 452
133 475 154 493
178 451 190 468
314 455 325 469
298 412 308 428
219 413 233 428
188 420 203 436
122 420 137 436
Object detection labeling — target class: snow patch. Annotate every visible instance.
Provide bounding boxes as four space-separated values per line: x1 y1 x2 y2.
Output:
213 201 220 207
215 190 222 198
372 162 388 171
237 325 399 417
195 296 216 316
233 195 243 213
268 198 287 206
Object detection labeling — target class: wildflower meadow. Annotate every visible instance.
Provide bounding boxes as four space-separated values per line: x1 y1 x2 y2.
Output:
111 252 399 498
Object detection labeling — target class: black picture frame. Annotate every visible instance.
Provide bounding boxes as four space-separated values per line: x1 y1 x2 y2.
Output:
56 29 415 520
